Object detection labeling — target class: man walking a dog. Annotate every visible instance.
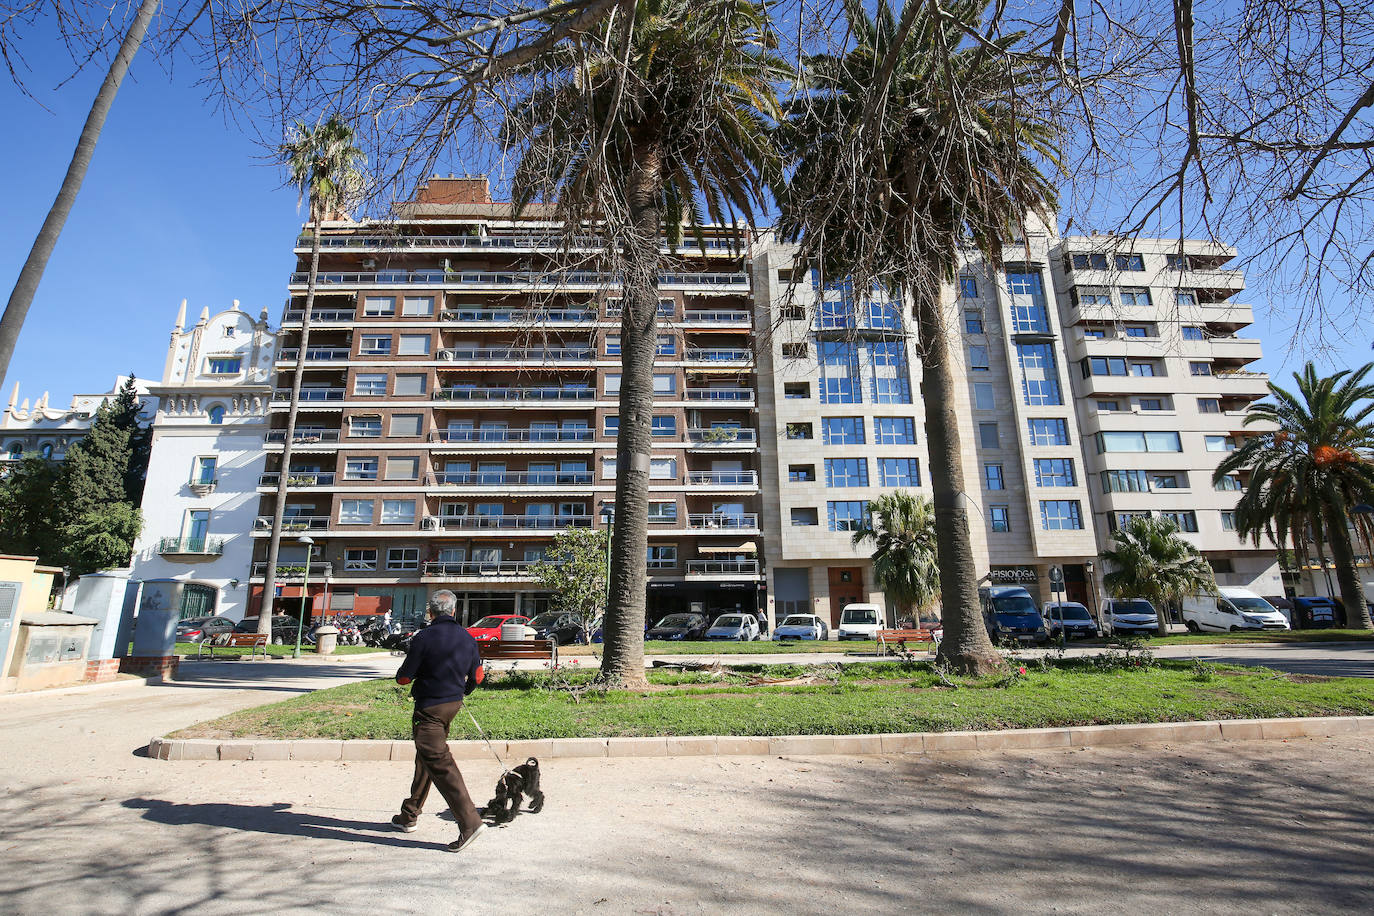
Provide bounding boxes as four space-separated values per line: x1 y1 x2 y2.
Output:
391 589 486 851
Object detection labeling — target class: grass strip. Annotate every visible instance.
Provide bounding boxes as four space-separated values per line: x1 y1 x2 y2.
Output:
175 642 389 658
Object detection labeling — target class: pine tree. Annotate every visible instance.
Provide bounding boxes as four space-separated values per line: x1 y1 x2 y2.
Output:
56 391 144 574
110 375 152 505
0 456 66 564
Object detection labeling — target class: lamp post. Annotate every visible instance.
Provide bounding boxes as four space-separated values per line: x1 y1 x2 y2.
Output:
293 535 314 658
1085 559 1104 636
599 503 614 609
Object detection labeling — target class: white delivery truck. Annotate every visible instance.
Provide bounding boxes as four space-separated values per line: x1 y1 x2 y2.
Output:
1181 587 1290 632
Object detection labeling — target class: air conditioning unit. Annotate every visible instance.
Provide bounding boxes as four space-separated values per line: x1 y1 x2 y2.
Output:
362 258 377 270
422 515 441 530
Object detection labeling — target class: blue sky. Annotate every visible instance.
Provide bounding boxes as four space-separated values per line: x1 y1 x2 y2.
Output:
0 32 1368 405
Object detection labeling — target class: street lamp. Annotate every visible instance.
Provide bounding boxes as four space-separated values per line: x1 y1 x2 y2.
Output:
1085 559 1104 636
293 535 314 658
599 503 615 608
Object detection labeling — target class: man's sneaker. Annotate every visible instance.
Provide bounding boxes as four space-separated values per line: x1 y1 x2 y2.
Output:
390 815 417 833
447 824 486 852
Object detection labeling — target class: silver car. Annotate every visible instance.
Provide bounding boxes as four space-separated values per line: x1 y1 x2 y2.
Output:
704 613 760 641
773 614 829 641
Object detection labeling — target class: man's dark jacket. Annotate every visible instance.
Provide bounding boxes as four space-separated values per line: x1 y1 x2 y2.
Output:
396 615 482 709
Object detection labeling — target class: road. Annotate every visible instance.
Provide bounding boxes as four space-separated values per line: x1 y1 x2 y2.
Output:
1 653 1373 914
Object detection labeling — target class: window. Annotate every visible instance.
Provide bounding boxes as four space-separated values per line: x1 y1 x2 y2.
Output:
786 423 813 440
779 304 805 321
193 456 217 484
1071 252 1109 270
1198 398 1221 413
1096 400 1119 412
1125 326 1150 338
791 507 819 526
649 458 677 480
646 545 677 569
207 357 241 374
207 405 226 425
402 296 433 317
1176 290 1198 307
1034 458 1076 488
1167 254 1189 270
1102 470 1150 493
818 300 854 329
1083 357 1128 377
989 505 1011 532
784 382 810 399
1006 271 1051 333
978 422 1000 449
1115 253 1145 271
1076 286 1112 306
605 335 621 356
825 458 869 487
827 500 867 532
1082 327 1107 339
393 374 427 396
339 499 374 524
1097 431 1182 452
964 310 984 334
345 457 378 480
381 499 416 525
397 334 430 356
360 335 391 356
349 416 382 438
1120 287 1152 307
1017 343 1062 405
386 457 419 480
604 374 622 397
651 416 677 437
782 343 808 359
1139 398 1165 411
656 334 676 356
1040 500 1084 530
879 458 920 487
818 341 860 404
390 414 422 437
1210 557 1235 575
1214 474 1242 491
1027 418 1070 446
1110 511 1152 531
973 383 996 410
184 509 210 544
959 275 979 298
354 374 386 396
822 417 865 445
601 457 617 478
1151 473 1183 489
983 464 1004 490
1190 362 1213 376
969 345 990 371
874 417 916 445
1182 326 1205 341
1160 510 1199 532
653 374 676 395
1205 435 1236 452
363 296 395 316
344 548 377 571
648 501 678 523
1130 362 1156 377
1220 511 1237 532
386 547 420 570
788 464 815 483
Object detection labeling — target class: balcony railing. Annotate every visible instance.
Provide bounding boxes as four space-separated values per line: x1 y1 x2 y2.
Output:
156 537 226 556
289 270 749 288
683 310 751 324
687 513 759 530
430 428 595 443
255 516 330 531
439 347 593 362
434 387 597 402
309 233 741 252
265 430 341 443
687 471 759 486
439 308 596 323
684 388 753 402
277 347 351 362
432 515 594 530
272 388 345 402
259 472 336 487
422 561 534 577
281 309 355 323
685 348 752 363
430 471 594 486
687 428 756 445
251 561 333 578
687 559 760 575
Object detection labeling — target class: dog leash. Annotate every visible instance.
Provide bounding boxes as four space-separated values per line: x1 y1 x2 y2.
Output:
465 706 510 775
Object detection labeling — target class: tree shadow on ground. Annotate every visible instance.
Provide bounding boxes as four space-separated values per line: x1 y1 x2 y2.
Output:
122 798 448 851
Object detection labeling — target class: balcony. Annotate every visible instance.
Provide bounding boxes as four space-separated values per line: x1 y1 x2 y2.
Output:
687 471 759 488
687 427 757 446
281 309 356 324
258 471 336 487
277 347 351 363
685 347 752 365
429 471 595 487
683 310 751 325
250 561 333 579
430 515 594 530
306 233 741 253
254 516 330 531
438 347 593 363
686 559 760 576
272 388 345 402
687 513 759 530
430 428 595 444
156 537 226 560
288 269 749 290
265 429 341 444
439 308 596 323
434 387 597 403
422 561 535 578
684 388 754 403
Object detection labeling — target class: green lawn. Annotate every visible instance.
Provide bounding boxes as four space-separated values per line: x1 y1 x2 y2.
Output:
172 659 1374 741
175 642 390 658
1139 629 1374 646
561 639 885 656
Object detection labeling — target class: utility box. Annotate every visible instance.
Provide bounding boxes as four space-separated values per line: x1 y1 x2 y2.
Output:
131 579 182 657
7 611 98 692
71 571 132 661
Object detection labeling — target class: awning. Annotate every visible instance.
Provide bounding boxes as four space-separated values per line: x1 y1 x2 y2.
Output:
697 541 757 555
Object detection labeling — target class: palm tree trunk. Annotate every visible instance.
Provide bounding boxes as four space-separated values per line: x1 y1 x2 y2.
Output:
258 215 322 634
1312 524 1334 597
0 0 160 387
600 134 663 689
1323 500 1373 629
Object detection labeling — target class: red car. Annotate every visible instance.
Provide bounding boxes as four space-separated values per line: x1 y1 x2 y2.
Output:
466 614 533 642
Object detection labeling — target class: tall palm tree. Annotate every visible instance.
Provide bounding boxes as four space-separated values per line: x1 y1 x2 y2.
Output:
1216 362 1374 630
0 0 160 386
503 0 789 687
778 0 1061 674
258 116 365 636
1101 516 1217 637
851 490 940 625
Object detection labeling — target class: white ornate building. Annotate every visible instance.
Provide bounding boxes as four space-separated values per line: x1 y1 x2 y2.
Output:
127 300 275 619
0 376 155 469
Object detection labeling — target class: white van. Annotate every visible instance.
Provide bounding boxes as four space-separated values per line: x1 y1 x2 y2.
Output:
837 603 886 640
1181 587 1290 632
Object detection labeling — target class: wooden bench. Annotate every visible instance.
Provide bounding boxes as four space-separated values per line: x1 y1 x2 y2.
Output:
478 639 558 666
197 633 269 659
876 628 939 655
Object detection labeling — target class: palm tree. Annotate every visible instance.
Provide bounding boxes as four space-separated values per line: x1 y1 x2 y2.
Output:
1101 516 1217 637
851 491 940 626
777 0 1061 674
258 116 365 636
0 0 161 387
1216 362 1374 630
503 0 789 687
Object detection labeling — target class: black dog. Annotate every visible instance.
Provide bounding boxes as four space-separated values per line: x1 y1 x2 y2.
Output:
483 757 545 825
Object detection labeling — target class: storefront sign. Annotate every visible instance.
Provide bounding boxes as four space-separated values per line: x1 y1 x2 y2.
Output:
987 566 1038 585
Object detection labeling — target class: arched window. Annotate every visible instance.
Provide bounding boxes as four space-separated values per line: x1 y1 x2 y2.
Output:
7 443 22 460
38 442 53 459
208 405 226 425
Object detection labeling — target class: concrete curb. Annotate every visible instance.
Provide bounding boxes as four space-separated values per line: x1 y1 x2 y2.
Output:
148 715 1374 762
1 675 166 702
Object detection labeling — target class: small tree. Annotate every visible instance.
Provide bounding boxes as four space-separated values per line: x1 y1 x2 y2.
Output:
1101 516 1217 637
851 491 940 626
0 456 66 564
528 527 610 649
55 393 146 575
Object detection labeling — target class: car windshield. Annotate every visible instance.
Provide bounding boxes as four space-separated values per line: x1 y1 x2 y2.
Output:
1049 604 1090 620
1228 597 1276 613
781 616 816 627
234 619 258 631
992 595 1037 615
471 616 510 629
528 613 561 628
713 615 745 627
1112 600 1155 615
656 615 697 628
840 608 878 624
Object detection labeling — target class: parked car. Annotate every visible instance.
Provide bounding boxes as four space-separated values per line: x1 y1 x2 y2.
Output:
981 587 1049 645
466 614 534 642
704 613 760 641
1101 599 1160 635
175 616 237 644
1041 601 1099 640
234 615 301 644
1265 595 1295 626
647 613 708 641
1290 596 1340 629
773 614 829 641
526 612 586 645
836 603 886 641
1181 588 1290 632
